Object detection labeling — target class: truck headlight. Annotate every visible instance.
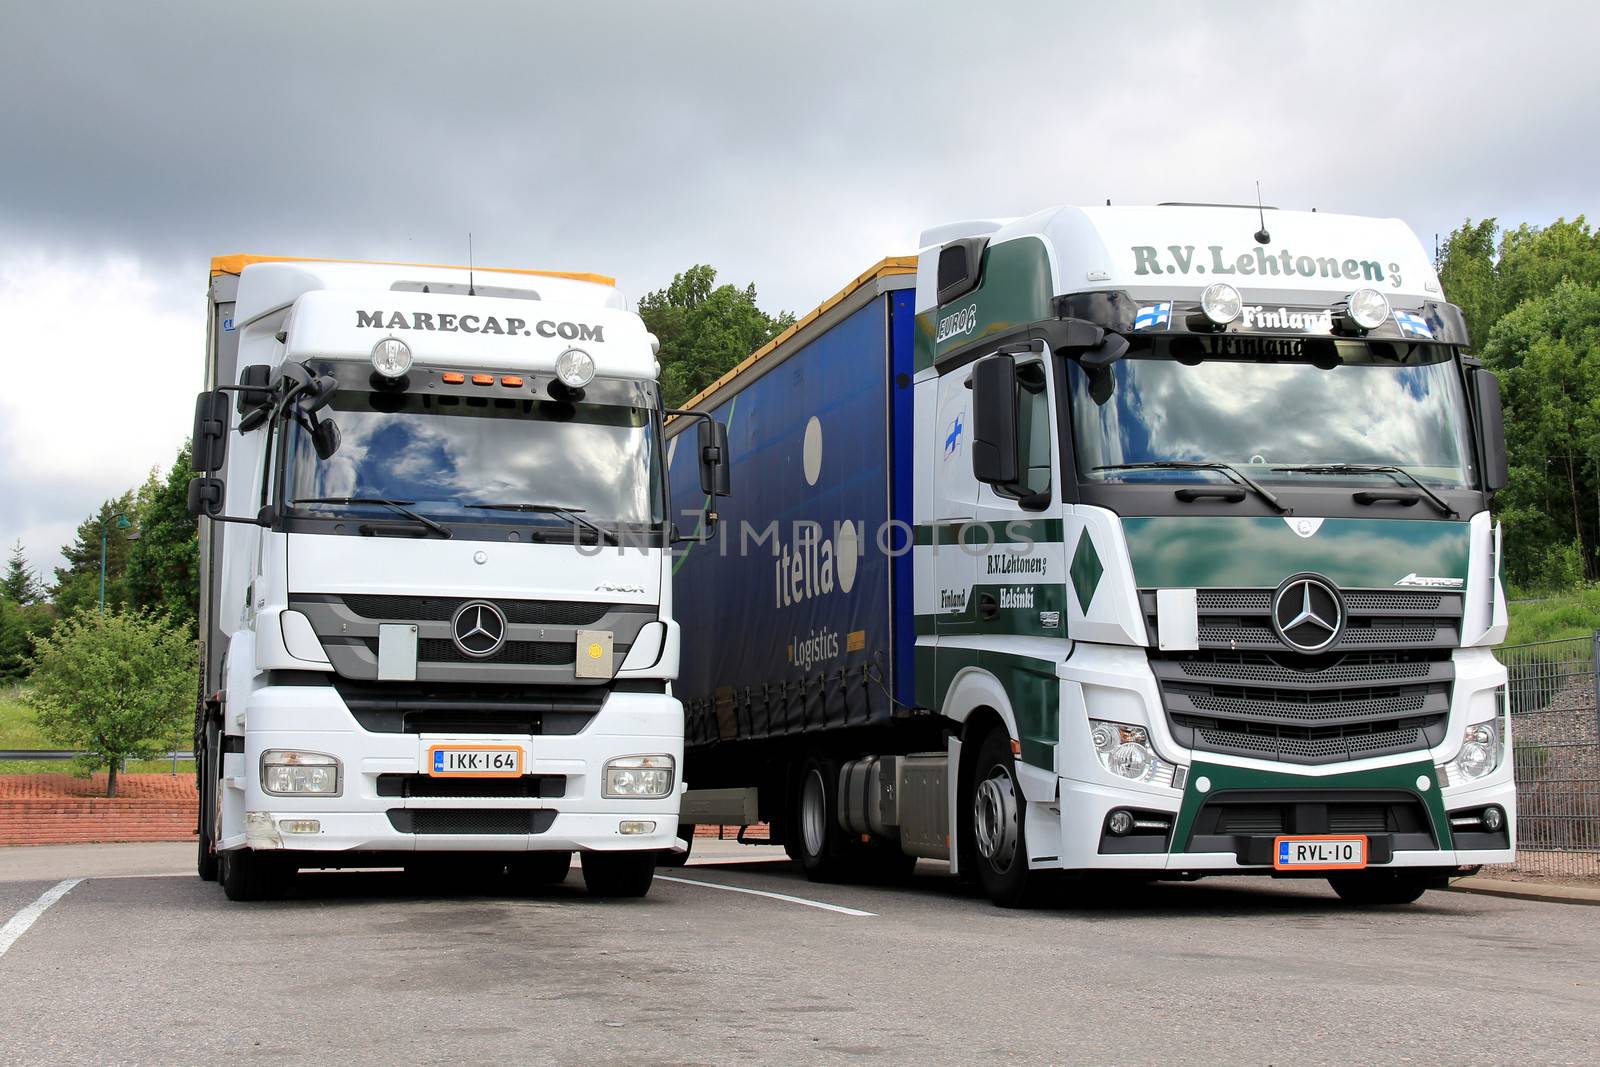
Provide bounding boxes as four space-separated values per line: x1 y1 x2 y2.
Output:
1089 720 1176 786
1437 706 1506 786
603 754 674 798
261 750 342 796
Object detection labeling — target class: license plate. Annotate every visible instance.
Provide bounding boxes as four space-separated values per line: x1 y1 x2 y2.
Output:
1273 834 1367 871
427 745 522 778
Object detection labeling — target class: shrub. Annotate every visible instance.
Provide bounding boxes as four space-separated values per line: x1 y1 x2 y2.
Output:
26 610 195 796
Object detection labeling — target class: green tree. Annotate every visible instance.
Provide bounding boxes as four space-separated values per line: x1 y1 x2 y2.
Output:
50 491 139 617
2 540 43 604
127 443 199 632
1438 217 1600 587
26 610 195 796
638 264 795 407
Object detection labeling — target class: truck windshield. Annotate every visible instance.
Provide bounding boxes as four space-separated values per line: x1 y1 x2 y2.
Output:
282 387 664 532
1066 341 1478 489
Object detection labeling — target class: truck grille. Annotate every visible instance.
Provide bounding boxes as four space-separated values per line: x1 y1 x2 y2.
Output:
343 594 609 627
1145 587 1459 765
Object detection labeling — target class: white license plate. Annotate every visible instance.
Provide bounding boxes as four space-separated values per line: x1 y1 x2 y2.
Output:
1274 835 1367 870
427 745 522 778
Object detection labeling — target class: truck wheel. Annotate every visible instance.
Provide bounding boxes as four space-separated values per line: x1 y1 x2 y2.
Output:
195 719 220 883
219 850 291 902
509 851 572 887
969 729 1048 908
1328 870 1431 906
658 824 694 867
793 757 850 882
581 851 657 898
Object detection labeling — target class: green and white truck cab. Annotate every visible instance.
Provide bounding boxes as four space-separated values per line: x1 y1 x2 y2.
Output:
914 204 1512 904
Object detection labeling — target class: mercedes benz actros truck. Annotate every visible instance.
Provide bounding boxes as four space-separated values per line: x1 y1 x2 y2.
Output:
191 255 728 900
667 205 1514 907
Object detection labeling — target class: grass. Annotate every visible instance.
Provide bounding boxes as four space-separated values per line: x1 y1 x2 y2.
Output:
0 682 192 776
1505 586 1600 646
0 683 45 748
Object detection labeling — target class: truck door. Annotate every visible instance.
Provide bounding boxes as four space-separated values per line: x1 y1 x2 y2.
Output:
933 350 1068 650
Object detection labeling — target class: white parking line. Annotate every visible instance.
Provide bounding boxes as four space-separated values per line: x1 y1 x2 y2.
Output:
657 875 875 916
0 879 83 959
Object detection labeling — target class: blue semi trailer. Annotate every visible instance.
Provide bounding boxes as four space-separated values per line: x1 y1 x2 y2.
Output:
667 205 1514 907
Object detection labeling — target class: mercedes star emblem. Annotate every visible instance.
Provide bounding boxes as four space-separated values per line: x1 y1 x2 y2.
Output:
1271 574 1344 653
451 600 507 658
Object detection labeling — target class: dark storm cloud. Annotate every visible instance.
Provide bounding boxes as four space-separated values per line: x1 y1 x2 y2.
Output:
1 0 1597 577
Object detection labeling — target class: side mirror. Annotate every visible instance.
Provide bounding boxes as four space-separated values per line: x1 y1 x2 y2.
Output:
1475 368 1508 492
187 476 224 518
311 417 341 460
698 419 731 497
192 390 230 473
970 355 1018 486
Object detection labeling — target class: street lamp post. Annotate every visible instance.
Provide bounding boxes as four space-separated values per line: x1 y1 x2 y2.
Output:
99 513 132 614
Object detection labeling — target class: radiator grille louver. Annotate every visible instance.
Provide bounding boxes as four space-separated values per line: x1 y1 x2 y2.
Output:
1148 587 1460 765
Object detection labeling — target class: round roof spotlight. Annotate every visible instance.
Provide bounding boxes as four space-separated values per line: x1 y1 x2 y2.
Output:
370 337 412 378
1199 282 1243 325
1345 287 1392 332
555 347 595 389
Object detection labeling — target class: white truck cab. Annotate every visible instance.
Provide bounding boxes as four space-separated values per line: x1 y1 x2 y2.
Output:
190 256 728 900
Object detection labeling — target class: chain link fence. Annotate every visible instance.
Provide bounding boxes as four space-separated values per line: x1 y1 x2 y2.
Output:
1492 635 1600 880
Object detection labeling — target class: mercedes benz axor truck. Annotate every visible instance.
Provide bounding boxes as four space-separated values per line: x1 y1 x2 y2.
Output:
667 204 1513 907
190 255 728 900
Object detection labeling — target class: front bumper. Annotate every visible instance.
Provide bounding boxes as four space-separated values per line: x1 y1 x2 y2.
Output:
222 684 682 854
1050 760 1516 872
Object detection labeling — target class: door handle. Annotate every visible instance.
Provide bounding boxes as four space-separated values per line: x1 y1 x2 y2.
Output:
977 592 1000 620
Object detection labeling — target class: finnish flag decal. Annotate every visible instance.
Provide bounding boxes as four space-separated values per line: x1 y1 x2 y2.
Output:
1394 310 1434 338
1133 302 1172 331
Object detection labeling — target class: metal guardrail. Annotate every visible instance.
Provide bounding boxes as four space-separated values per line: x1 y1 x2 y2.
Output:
0 750 194 761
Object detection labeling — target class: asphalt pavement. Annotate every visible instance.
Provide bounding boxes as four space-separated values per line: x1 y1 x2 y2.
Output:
0 841 1594 1065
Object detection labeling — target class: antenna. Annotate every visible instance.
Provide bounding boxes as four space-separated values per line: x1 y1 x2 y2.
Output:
467 233 476 297
1253 181 1271 245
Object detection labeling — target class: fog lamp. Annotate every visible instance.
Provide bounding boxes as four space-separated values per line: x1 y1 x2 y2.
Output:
1107 809 1134 836
1481 806 1505 832
261 750 342 796
603 754 675 798
619 820 657 835
370 337 412 378
555 347 595 388
1345 287 1391 331
280 819 321 834
1199 282 1243 325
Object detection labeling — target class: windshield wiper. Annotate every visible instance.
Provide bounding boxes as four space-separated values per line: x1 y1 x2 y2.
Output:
464 502 618 545
292 497 452 539
1269 464 1458 518
1094 461 1289 514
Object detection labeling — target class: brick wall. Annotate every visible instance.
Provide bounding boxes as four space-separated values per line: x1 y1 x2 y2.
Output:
0 774 197 847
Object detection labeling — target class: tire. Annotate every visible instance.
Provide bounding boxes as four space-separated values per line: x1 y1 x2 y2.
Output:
508 851 572 887
219 849 292 902
967 728 1049 908
1328 870 1431 906
792 756 851 882
195 718 220 883
658 824 694 868
581 851 657 898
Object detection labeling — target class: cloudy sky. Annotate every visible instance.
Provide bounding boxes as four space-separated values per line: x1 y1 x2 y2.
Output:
2 0 1597 580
